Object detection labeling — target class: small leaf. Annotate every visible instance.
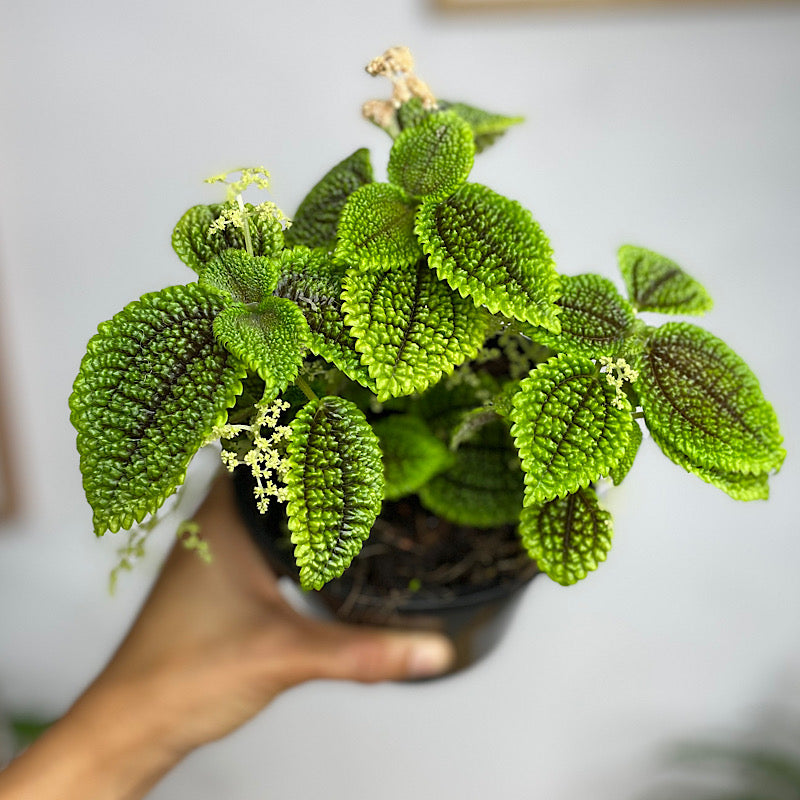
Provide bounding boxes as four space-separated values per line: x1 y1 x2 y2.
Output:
418 419 524 527
519 487 613 586
198 249 280 304
284 148 373 249
609 420 643 485
273 247 374 389
524 273 636 358
284 397 384 590
335 183 421 269
172 202 283 273
372 414 453 500
388 110 475 200
213 296 311 400
69 284 247 535
439 101 525 153
637 322 784 476
510 354 634 505
618 245 713 315
342 258 489 402
416 183 561 331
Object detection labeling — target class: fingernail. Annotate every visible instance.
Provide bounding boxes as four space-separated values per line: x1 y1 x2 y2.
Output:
407 639 454 679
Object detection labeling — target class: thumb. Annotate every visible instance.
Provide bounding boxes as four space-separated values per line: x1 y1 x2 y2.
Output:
291 622 456 684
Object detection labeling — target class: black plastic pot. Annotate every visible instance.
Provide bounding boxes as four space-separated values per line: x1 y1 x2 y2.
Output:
232 468 540 675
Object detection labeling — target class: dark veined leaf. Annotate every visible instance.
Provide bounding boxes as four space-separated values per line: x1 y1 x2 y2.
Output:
342 258 489 402
198 249 279 305
284 397 384 590
273 247 375 389
396 97 431 131
648 423 770 501
372 414 453 500
416 183 561 332
439 101 525 153
69 284 247 535
637 322 784 476
524 273 637 358
510 354 634 505
609 420 643 485
387 110 475 200
519 486 613 586
335 183 421 269
418 418 524 527
284 148 373 249
213 296 311 401
618 245 713 315
172 202 284 273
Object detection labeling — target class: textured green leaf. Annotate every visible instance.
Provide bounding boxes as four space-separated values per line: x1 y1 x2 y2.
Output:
618 245 713 315
609 420 643 485
372 414 453 500
213 296 310 400
418 419 524 527
198 249 279 304
335 183 421 269
519 487 613 586
69 284 247 535
342 258 489 402
416 183 561 331
284 397 384 590
637 322 784 476
284 149 373 249
510 354 634 505
273 247 374 389
387 110 475 200
524 273 636 358
439 101 524 153
172 202 284 273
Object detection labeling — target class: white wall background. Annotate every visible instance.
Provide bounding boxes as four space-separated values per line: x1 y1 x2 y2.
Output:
1 1 799 797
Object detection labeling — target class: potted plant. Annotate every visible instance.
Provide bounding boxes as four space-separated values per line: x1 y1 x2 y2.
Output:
69 47 785 667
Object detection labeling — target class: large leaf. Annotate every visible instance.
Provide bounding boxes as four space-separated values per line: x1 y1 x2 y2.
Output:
609 420 643 486
418 418 525 527
372 414 453 500
637 322 784 476
198 248 280 304
524 273 637 358
284 148 373 249
212 296 311 400
342 258 489 402
510 353 634 505
172 202 284 273
69 284 247 535
416 183 561 332
273 247 374 389
335 183 421 269
387 110 475 200
284 397 384 590
618 245 713 315
519 487 613 586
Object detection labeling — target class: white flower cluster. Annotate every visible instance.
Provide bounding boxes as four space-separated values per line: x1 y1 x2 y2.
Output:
598 356 639 410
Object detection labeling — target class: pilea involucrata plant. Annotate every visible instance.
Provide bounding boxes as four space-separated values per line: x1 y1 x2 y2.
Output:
70 47 784 592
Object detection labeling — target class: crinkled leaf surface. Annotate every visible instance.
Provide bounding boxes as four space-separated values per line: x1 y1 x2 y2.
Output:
284 148 373 249
213 296 310 400
284 397 384 590
525 273 636 358
637 322 784 476
335 183 421 269
69 284 247 535
416 183 561 331
273 247 374 389
618 245 713 315
609 419 643 485
387 110 475 200
439 101 524 153
198 249 279 304
372 414 453 500
418 418 524 527
510 354 633 505
172 202 284 273
519 486 613 586
342 258 489 402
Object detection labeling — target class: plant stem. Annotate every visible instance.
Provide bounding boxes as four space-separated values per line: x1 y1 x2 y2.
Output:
236 193 254 258
294 376 318 402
